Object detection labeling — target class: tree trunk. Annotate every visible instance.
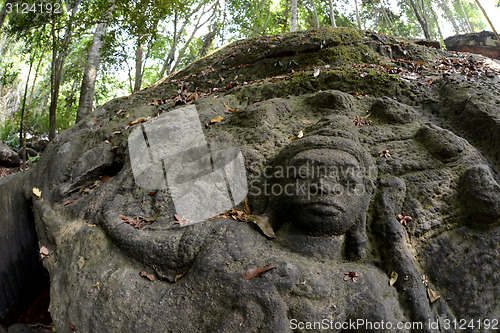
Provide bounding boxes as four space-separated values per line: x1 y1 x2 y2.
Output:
199 23 217 58
282 0 289 33
76 21 107 122
290 0 298 32
437 0 460 33
48 1 80 141
328 0 337 28
354 0 361 29
474 0 500 42
407 0 430 39
309 0 319 28
458 0 473 33
19 43 37 169
168 2 216 74
134 39 144 92
0 0 14 31
262 1 272 34
158 1 205 80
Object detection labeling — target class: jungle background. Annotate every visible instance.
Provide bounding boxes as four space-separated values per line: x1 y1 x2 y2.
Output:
0 0 498 155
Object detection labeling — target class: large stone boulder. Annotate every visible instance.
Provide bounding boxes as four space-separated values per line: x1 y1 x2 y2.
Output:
0 143 20 168
445 31 500 60
1 28 500 332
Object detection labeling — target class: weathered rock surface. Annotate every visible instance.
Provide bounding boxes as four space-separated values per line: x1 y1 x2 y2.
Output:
1 28 500 332
0 143 20 167
445 31 500 60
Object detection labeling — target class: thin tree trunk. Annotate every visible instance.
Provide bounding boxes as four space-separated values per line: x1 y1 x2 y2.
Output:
328 0 337 28
437 0 460 33
290 0 298 32
262 1 272 34
0 0 14 31
20 42 38 169
282 0 289 33
76 21 107 122
134 39 144 92
354 0 361 29
48 1 80 140
168 1 217 74
199 23 217 57
28 39 49 108
158 1 205 79
474 0 500 42
169 8 215 74
458 0 473 32
309 0 319 28
407 0 430 39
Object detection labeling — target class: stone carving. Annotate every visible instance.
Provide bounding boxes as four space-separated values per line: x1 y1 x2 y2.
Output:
1 28 500 332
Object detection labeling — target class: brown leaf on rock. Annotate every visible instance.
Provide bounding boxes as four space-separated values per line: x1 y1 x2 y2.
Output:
39 246 49 259
139 270 155 281
243 197 251 214
118 215 132 224
70 323 76 332
427 287 441 303
248 214 276 238
128 117 149 127
174 213 191 226
301 119 312 125
99 175 111 184
216 208 248 222
242 265 276 280
174 272 186 282
344 271 359 282
398 211 412 226
63 199 76 206
224 104 237 114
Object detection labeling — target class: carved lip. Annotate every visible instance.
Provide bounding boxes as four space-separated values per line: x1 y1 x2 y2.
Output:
303 201 345 215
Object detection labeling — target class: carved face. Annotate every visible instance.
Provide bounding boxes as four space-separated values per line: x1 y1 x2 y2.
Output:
279 148 369 236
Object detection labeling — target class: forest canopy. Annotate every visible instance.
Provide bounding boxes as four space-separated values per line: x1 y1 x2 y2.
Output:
0 0 498 153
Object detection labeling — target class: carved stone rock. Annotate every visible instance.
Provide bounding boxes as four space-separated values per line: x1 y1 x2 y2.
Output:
1 28 500 332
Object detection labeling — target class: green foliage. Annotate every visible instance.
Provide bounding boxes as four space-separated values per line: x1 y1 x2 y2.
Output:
0 0 492 146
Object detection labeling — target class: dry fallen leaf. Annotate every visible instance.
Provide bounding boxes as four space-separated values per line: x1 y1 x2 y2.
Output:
224 104 237 114
128 116 149 127
64 199 76 206
248 214 276 238
389 271 398 286
427 287 441 303
174 214 191 226
297 130 304 139
380 149 391 158
313 68 320 77
39 246 49 259
174 272 186 282
242 197 251 214
99 175 111 184
92 281 100 290
118 215 132 224
301 120 312 125
210 115 224 124
32 187 42 198
139 270 155 281
242 265 276 280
